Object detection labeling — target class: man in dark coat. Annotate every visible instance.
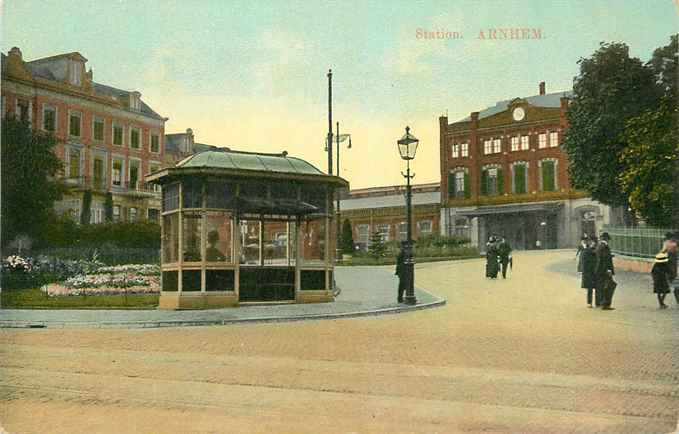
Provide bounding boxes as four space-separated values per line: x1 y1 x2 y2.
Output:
497 237 513 279
395 244 406 303
580 237 598 307
595 232 616 310
485 236 500 279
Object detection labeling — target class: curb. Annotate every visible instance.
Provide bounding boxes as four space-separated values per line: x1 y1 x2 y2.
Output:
0 290 446 330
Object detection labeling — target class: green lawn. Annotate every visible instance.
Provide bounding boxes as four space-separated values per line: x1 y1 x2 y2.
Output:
1 288 159 309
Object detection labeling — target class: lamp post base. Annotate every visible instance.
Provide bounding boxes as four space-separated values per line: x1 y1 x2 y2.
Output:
404 295 417 305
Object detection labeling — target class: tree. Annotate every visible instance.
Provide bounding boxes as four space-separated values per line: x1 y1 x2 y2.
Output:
561 42 661 220
616 35 679 228
80 190 92 225
104 192 114 222
1 117 62 247
340 219 354 254
368 231 387 260
618 99 679 227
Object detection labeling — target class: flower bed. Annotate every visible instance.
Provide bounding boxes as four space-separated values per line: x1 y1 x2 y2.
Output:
45 275 160 297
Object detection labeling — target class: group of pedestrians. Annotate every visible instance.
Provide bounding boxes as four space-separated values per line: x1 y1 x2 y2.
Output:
577 232 617 310
485 236 513 279
577 231 679 310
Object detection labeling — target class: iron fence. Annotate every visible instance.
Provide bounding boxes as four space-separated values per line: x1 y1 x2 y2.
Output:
603 226 676 258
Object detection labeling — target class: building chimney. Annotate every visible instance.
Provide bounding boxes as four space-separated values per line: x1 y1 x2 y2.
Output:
8 47 22 61
539 81 546 95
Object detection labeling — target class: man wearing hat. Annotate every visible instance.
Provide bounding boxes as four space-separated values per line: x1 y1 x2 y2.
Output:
595 232 616 310
652 251 672 309
663 232 678 304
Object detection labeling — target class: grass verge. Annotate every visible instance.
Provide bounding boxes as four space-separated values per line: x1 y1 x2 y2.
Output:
1 288 159 309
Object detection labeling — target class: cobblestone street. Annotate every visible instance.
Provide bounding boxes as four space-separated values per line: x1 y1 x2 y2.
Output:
1 250 678 434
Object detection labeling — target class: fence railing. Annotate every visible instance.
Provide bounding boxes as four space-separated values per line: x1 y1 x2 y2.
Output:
604 226 676 258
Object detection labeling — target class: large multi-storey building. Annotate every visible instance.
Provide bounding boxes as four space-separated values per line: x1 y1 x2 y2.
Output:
340 183 441 250
1 47 167 224
439 82 612 250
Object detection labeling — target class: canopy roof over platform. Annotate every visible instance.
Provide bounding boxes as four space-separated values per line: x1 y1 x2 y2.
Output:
147 149 348 187
457 201 563 217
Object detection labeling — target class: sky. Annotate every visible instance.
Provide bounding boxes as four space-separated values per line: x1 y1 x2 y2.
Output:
2 0 677 189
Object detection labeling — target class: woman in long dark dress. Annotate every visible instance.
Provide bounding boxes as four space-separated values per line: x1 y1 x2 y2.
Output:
485 236 499 279
652 251 671 309
580 238 598 307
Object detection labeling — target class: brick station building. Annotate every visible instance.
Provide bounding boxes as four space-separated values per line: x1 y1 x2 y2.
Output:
439 82 612 250
340 183 441 250
1 47 167 224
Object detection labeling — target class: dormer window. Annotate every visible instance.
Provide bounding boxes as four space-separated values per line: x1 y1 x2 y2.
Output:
69 60 82 86
129 91 142 112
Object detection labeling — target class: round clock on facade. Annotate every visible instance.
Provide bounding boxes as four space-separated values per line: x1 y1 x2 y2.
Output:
512 107 525 121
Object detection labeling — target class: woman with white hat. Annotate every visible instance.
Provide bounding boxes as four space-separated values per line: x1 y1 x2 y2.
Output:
651 250 672 309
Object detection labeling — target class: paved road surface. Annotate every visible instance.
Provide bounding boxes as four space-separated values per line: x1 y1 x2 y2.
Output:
1 250 678 433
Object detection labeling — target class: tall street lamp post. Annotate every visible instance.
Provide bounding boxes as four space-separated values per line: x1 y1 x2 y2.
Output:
334 122 351 262
397 126 419 305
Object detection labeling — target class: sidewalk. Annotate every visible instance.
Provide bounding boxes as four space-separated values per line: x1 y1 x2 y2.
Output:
0 266 444 328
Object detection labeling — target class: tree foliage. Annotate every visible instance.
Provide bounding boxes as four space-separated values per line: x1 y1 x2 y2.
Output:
1 118 63 247
618 99 678 227
561 41 661 211
616 35 679 227
340 218 354 254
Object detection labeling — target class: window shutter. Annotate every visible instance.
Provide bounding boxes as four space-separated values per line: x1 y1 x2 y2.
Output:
464 172 471 198
515 165 526 194
497 168 504 195
447 173 455 198
542 161 555 191
480 170 488 196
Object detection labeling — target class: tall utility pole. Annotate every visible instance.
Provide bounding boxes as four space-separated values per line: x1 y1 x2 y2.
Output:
327 69 333 175
336 121 341 261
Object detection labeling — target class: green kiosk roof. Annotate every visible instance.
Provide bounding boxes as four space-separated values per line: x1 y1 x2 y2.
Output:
147 149 348 187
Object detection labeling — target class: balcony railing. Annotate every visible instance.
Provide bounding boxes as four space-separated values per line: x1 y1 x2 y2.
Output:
60 176 160 196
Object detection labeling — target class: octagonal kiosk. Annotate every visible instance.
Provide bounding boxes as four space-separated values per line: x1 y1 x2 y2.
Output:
146 149 349 309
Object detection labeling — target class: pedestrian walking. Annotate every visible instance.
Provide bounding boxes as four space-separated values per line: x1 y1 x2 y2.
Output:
497 237 512 279
395 243 406 303
485 236 500 279
575 235 588 273
595 232 616 310
652 251 672 309
580 236 598 308
662 233 678 304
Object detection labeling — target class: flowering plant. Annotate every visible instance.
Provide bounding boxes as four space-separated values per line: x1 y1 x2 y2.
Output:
3 255 33 272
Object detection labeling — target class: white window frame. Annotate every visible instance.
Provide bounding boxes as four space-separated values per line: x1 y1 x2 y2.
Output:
112 157 125 187
460 142 469 157
149 161 162 192
68 110 82 138
357 224 370 244
42 104 57 133
451 143 459 158
66 146 83 180
91 151 108 189
538 133 547 149
113 205 121 222
112 123 124 147
492 138 501 154
92 116 105 142
454 170 465 197
418 220 433 234
538 158 559 191
520 135 529 151
549 131 559 147
511 161 529 194
128 158 142 190
377 224 390 242
483 139 492 155
150 131 161 154
69 60 82 86
511 136 519 152
129 126 141 150
128 207 138 222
